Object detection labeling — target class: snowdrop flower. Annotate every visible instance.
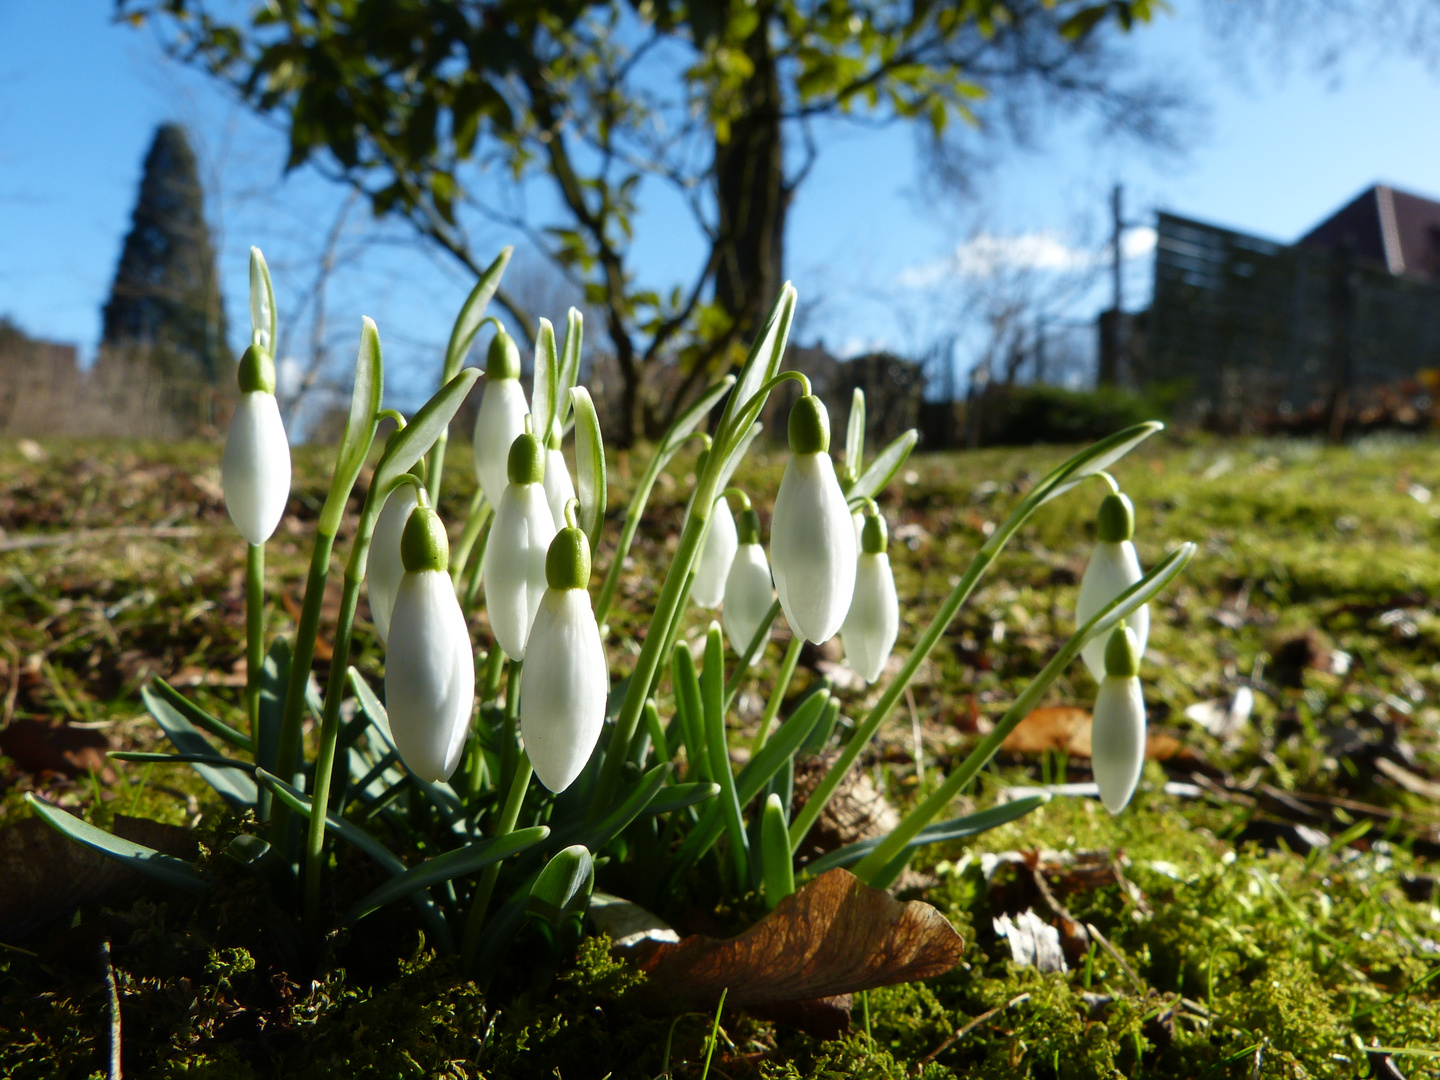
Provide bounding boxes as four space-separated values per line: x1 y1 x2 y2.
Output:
366 466 422 644
840 509 899 684
384 497 475 783
221 344 291 544
542 429 576 532
692 489 738 609
1090 623 1146 814
522 508 608 793
1076 491 1149 682
483 425 557 660
472 328 530 509
723 506 773 663
770 394 856 643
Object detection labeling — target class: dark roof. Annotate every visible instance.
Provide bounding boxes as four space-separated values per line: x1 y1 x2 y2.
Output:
1299 184 1440 281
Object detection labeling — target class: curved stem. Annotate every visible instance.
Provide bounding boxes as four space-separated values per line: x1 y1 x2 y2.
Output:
722 487 752 511
715 370 810 463
449 490 490 587
461 749 532 971
750 634 802 757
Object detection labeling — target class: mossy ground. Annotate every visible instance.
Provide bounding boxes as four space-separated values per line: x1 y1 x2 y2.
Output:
2 432 1439 1077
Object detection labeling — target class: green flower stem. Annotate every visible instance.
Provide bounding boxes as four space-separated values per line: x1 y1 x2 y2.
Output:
426 431 448 505
302 478 402 935
749 635 802 758
245 542 265 744
500 660 521 792
461 748 532 971
592 506 710 811
462 515 493 618
722 598 782 712
593 447 676 628
449 490 490 587
269 526 339 847
850 543 1195 884
480 645 506 704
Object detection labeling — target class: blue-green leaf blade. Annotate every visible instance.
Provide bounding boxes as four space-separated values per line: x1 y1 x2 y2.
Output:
24 793 208 893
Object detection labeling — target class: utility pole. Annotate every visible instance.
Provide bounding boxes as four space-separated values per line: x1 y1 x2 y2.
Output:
1098 182 1127 387
1112 183 1124 316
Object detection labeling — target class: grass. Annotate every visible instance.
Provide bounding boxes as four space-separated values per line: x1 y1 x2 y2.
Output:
1 431 1439 1077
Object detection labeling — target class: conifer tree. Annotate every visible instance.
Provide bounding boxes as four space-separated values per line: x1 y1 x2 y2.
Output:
102 123 230 383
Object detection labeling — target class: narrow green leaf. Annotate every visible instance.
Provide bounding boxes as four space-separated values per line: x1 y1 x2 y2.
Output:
256 637 289 772
803 795 1050 878
717 284 796 437
150 678 252 754
249 246 276 349
342 826 549 925
702 623 749 882
570 386 607 553
660 377 734 457
109 751 257 772
443 247 513 380
1031 421 1164 507
527 844 594 926
254 767 406 875
348 671 464 822
24 793 208 893
845 387 866 480
562 762 673 852
533 317 559 443
849 429 918 501
673 645 708 781
645 781 720 815
372 369 481 496
322 317 384 535
556 308 584 428
141 685 257 809
760 793 795 909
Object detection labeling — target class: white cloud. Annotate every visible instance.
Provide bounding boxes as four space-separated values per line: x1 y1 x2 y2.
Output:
837 335 890 359
899 225 1158 289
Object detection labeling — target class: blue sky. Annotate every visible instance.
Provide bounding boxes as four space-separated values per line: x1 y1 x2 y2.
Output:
4 1 1440 408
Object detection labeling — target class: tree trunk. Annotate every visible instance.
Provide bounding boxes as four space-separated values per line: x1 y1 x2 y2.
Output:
713 11 788 347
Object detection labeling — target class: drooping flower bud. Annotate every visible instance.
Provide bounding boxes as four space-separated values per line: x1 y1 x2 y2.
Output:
840 510 899 684
770 395 856 643
1090 623 1146 814
521 512 608 793
692 489 738 609
472 328 530 509
723 507 774 663
1076 492 1149 682
482 426 557 660
384 499 475 783
222 344 292 545
367 478 419 644
542 428 576 532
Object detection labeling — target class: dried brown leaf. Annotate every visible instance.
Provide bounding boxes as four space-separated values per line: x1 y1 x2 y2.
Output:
630 868 964 1020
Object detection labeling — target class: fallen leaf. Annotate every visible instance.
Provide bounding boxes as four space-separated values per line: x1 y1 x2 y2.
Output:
280 590 333 661
0 814 197 940
1001 706 1090 756
629 868 964 1026
0 719 114 779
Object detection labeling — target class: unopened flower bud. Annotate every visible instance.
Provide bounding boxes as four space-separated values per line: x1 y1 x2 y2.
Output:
771 395 855 643
472 328 530 508
724 507 773 663
385 500 474 783
692 493 738 609
1076 492 1149 681
1091 623 1146 814
522 518 607 793
222 345 291 544
483 428 556 660
840 510 898 683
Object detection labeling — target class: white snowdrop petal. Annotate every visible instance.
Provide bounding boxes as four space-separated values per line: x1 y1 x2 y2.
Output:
543 446 576 529
521 589 608 793
841 552 899 684
723 542 774 663
367 485 417 644
385 569 475 783
222 391 292 544
483 483 556 660
1076 540 1149 682
1091 676 1146 814
692 496 738 609
771 454 856 643
472 379 530 508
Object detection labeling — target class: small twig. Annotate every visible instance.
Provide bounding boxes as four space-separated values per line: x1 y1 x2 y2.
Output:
918 992 1031 1067
99 939 122 1080
0 525 206 552
906 687 924 786
1085 921 1148 995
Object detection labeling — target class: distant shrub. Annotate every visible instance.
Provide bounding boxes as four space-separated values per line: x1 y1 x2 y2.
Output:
972 383 1185 447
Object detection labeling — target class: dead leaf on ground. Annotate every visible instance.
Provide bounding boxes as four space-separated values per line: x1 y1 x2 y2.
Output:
0 814 197 940
280 590 334 661
0 718 114 779
993 909 1067 973
1001 707 1194 764
792 753 899 863
628 868 964 1034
